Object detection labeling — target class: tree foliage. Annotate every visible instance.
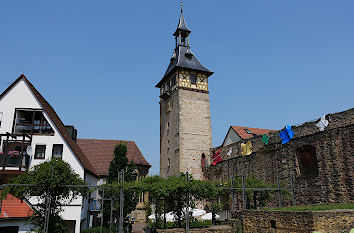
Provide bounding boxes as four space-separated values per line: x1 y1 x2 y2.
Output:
103 143 138 228
107 143 136 184
1 158 87 233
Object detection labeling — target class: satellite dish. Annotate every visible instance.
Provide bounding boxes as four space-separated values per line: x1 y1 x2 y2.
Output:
26 146 33 156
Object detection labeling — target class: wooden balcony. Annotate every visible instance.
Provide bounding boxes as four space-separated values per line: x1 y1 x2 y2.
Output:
0 133 32 174
0 152 29 172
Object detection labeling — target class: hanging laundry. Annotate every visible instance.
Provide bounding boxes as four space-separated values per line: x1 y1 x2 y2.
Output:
316 115 329 131
262 134 269 145
279 125 295 144
212 149 223 165
227 148 233 158
241 141 252 156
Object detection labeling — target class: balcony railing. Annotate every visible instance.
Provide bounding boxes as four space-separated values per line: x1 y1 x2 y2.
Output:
0 152 29 170
0 132 32 171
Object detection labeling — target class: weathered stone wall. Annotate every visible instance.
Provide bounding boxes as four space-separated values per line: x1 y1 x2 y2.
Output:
233 210 354 233
156 225 235 233
160 75 181 178
207 108 354 205
178 89 212 180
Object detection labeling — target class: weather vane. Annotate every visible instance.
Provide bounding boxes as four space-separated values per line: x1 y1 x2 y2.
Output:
181 0 183 13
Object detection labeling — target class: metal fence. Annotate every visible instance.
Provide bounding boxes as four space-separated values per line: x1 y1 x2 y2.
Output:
216 173 296 211
0 169 126 233
0 171 297 233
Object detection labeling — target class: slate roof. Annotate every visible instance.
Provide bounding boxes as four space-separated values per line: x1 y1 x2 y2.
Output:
156 11 213 88
173 13 191 36
0 191 33 219
156 46 213 87
231 126 275 140
77 139 151 177
0 75 99 177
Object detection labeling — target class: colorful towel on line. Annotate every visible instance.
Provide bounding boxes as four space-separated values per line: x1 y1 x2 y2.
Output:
279 125 295 144
316 115 329 131
212 149 223 165
241 141 252 156
262 134 269 145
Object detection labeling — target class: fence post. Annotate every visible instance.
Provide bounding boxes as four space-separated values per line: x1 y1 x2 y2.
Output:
277 176 282 207
242 173 246 209
231 175 234 211
100 188 105 233
291 175 296 206
119 169 124 233
110 197 113 233
163 198 166 229
44 165 54 233
185 171 190 233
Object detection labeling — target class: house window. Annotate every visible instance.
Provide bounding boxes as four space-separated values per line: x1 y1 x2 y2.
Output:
190 75 197 85
0 112 2 128
13 109 54 135
296 145 319 177
34 145 46 159
52 144 63 158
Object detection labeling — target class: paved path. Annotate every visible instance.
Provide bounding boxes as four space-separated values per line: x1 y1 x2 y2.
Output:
132 221 146 233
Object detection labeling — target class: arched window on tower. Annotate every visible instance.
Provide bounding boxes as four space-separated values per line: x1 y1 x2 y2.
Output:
201 153 206 169
296 145 319 177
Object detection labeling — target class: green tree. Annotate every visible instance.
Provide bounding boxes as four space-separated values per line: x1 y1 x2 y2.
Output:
1 158 87 233
136 174 223 228
103 143 138 229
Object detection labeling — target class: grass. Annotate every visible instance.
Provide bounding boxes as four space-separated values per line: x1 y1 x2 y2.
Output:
264 203 354 211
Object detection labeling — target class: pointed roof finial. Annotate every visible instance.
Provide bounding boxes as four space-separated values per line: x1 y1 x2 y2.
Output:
174 0 191 36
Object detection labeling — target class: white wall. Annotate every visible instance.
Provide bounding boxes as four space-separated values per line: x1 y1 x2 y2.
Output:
0 219 33 233
0 79 87 233
223 128 241 146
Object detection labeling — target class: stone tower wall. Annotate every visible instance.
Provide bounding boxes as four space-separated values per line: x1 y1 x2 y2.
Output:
178 89 212 180
160 92 180 178
160 70 212 180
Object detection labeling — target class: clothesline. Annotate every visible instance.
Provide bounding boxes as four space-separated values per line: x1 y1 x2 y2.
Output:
211 114 330 166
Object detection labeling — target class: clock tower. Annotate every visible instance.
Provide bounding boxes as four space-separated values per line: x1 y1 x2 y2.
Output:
156 4 213 180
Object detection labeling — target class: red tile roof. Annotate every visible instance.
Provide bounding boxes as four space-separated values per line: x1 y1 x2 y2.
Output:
0 75 99 177
231 126 275 140
77 139 151 177
0 192 33 219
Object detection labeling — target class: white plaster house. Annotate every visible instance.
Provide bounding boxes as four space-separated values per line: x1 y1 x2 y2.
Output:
0 74 150 233
0 75 100 232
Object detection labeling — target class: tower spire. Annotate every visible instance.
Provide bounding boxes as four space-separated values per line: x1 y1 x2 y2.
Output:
181 0 183 13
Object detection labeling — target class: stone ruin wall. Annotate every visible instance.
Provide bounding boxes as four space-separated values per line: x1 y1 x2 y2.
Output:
206 108 354 206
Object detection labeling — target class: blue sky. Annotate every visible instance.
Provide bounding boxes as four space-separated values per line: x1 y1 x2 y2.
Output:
1 0 353 175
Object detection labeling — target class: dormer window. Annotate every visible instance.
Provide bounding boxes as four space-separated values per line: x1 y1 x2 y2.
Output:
190 75 197 85
13 109 54 135
244 129 252 134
